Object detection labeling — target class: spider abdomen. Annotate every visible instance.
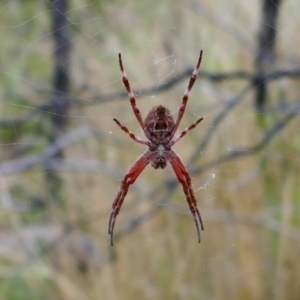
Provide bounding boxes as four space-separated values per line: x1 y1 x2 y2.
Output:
151 144 168 169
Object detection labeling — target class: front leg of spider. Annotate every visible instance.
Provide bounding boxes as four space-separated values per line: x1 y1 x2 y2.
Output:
110 50 204 246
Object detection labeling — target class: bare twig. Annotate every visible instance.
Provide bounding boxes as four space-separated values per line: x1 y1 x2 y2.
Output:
189 84 253 165
0 127 95 176
85 69 300 106
191 111 297 176
42 158 124 178
1 68 300 128
0 112 35 127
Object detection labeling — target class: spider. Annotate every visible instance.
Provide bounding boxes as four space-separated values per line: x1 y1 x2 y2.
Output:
109 50 204 246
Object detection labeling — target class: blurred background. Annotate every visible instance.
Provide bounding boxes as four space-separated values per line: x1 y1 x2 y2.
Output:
0 0 300 299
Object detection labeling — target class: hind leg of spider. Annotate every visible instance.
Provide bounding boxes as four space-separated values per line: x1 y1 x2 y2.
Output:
108 152 150 246
167 151 204 242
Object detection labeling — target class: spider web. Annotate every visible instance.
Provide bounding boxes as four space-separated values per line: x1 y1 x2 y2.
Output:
0 0 300 299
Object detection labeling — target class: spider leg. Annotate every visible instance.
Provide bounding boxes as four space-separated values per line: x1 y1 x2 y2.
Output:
119 53 145 132
171 117 203 146
167 151 204 243
108 151 151 246
171 50 203 138
113 118 149 146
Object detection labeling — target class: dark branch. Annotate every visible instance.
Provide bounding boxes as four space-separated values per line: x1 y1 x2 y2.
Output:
1 68 300 127
50 0 71 132
87 69 300 106
255 0 283 110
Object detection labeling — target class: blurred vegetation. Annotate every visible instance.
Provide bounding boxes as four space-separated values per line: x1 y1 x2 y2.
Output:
0 0 300 299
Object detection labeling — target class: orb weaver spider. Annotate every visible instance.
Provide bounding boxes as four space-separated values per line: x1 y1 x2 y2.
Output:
109 51 204 246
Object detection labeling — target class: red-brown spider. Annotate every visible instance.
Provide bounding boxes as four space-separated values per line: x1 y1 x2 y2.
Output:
109 51 204 246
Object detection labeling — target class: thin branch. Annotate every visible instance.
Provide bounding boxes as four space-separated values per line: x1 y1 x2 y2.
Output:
0 112 36 127
190 84 253 165
86 69 300 106
0 127 96 176
42 158 124 178
1 68 300 127
192 111 297 175
9 100 295 180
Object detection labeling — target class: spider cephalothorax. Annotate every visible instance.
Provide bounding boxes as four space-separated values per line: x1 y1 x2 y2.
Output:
109 51 204 246
144 105 175 141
